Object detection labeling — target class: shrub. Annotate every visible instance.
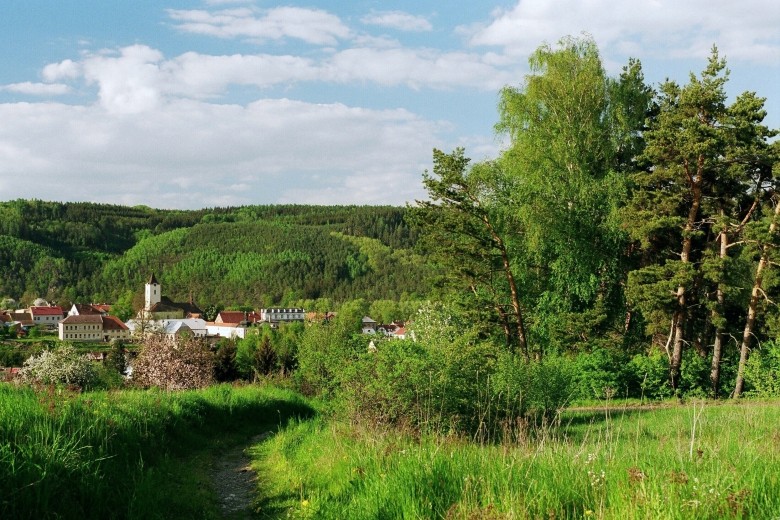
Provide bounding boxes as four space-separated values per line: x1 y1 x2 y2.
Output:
744 340 780 397
132 333 214 390
492 353 576 421
17 345 98 388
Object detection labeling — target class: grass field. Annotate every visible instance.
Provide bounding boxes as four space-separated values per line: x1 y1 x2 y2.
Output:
0 383 314 519
252 399 780 519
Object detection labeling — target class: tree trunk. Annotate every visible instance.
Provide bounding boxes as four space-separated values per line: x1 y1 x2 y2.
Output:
734 199 780 397
670 180 702 391
710 225 728 398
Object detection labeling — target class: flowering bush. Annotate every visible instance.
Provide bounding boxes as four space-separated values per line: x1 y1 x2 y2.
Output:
18 345 98 388
133 333 214 390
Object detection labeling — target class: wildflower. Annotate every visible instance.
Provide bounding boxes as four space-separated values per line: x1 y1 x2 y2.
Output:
301 499 310 508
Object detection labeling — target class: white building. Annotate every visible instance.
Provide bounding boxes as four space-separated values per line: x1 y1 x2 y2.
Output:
260 308 305 323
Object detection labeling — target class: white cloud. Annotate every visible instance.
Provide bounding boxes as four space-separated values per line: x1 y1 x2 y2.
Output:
324 47 515 90
361 11 433 32
0 82 70 96
167 6 351 46
467 0 780 64
0 98 440 208
41 43 515 110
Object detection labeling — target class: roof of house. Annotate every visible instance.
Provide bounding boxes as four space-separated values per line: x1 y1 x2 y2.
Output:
92 304 112 313
156 296 203 316
9 312 33 324
217 311 246 324
30 306 64 317
61 315 103 324
102 315 129 330
71 303 103 315
362 316 377 324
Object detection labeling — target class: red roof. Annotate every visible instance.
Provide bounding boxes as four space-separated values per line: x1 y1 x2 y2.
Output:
217 311 245 324
30 306 64 316
102 315 129 331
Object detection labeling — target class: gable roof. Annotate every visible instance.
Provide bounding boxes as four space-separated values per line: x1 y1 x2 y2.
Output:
102 315 129 331
30 306 64 317
148 273 159 285
216 311 245 324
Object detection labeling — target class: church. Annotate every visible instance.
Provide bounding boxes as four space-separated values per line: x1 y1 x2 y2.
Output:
141 273 203 319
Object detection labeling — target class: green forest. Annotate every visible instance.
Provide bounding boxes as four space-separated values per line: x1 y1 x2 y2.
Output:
0 202 429 309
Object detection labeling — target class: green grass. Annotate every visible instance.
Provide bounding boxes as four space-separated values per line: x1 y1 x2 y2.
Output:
0 382 315 519
251 399 780 519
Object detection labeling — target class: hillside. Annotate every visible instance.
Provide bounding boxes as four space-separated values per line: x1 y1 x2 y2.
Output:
0 200 431 307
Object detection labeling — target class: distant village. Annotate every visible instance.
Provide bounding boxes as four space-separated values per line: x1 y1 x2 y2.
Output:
0 273 409 344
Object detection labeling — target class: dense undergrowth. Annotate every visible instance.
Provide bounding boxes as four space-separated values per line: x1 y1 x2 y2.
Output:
0 383 314 519
252 399 780 519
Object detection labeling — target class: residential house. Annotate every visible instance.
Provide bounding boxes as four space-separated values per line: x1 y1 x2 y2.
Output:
29 306 65 331
6 311 33 329
206 322 247 339
59 315 131 342
59 315 103 341
260 308 305 324
215 311 246 324
125 318 208 340
361 316 377 334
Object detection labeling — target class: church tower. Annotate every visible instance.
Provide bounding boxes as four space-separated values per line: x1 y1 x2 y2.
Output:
145 273 161 311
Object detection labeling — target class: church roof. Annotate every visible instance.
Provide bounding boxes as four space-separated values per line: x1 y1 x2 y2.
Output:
148 273 159 285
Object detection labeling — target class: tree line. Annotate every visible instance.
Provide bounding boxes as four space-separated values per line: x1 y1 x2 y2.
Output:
411 36 779 398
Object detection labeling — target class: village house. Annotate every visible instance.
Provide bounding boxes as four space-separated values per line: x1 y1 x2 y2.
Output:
29 306 65 331
59 314 130 342
260 308 305 324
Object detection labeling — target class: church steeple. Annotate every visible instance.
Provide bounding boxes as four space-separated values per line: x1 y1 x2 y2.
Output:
145 273 161 311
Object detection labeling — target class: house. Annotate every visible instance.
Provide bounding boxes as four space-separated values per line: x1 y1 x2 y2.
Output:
361 316 377 334
260 308 305 324
125 318 208 340
59 315 103 341
6 311 33 329
141 273 203 319
59 315 131 342
215 311 246 324
29 306 64 331
102 315 131 342
206 322 247 339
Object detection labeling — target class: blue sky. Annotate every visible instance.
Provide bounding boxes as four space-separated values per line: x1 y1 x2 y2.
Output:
1 0 778 208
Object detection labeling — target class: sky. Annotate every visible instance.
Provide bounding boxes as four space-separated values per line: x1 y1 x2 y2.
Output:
0 1 779 209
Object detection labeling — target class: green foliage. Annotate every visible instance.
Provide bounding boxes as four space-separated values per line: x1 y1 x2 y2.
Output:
213 339 239 382
0 384 315 519
744 341 780 397
0 200 430 306
492 353 576 419
17 345 98 388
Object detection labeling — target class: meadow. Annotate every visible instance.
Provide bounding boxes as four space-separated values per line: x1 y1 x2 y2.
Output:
253 399 780 519
0 383 314 519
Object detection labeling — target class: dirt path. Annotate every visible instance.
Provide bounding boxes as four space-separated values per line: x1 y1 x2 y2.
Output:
210 432 272 519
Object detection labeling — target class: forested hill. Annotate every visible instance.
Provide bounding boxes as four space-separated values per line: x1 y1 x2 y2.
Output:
0 199 430 307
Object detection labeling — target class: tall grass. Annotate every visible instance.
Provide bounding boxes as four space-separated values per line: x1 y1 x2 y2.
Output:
0 383 314 519
253 400 780 519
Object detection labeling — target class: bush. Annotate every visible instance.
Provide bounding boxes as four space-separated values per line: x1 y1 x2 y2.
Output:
492 353 576 421
17 345 98 388
744 340 780 397
132 333 214 390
